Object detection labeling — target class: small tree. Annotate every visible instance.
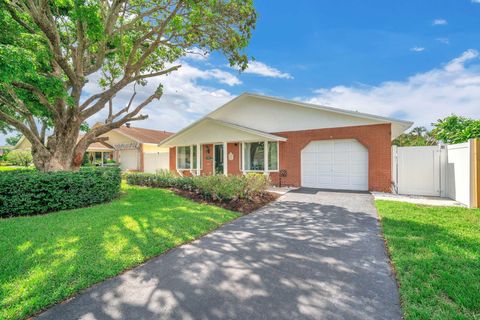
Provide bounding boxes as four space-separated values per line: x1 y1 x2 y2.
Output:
393 126 437 146
431 115 480 144
6 149 33 167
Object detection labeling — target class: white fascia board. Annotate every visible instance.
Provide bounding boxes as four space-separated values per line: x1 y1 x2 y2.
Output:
159 118 286 147
236 93 414 128
209 118 287 142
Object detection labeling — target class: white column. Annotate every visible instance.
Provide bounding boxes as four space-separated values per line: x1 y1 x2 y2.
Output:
264 140 268 175
196 144 201 176
241 142 245 173
223 142 228 175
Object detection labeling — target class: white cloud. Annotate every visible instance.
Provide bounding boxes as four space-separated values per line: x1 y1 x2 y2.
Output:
436 38 450 45
444 49 478 72
244 61 293 79
472 0 480 3
183 47 210 61
82 62 239 133
410 47 425 52
432 18 448 25
302 49 480 128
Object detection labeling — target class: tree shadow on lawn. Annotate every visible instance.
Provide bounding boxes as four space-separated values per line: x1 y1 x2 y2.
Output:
0 188 237 320
380 216 480 320
37 197 402 320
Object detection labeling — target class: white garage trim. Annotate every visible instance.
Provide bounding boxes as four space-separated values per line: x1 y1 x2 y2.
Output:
301 139 369 191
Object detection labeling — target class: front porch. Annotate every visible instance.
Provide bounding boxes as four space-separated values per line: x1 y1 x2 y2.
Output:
83 143 115 166
160 118 287 180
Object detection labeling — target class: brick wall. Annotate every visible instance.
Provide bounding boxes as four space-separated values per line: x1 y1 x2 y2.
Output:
227 142 241 175
168 123 391 192
270 123 392 192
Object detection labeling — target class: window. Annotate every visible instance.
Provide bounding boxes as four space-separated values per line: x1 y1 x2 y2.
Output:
177 145 202 170
244 142 265 171
177 146 191 169
268 141 278 170
243 141 279 171
192 145 201 170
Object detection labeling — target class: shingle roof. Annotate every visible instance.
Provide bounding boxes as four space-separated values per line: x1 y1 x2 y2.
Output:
87 141 114 151
115 126 174 144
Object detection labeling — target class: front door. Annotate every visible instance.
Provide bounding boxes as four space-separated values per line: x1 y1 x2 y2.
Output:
214 144 224 175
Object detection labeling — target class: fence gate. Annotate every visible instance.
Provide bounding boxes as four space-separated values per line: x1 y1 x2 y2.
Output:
393 146 445 197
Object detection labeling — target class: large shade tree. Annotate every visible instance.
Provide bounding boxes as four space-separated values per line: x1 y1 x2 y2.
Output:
0 0 256 171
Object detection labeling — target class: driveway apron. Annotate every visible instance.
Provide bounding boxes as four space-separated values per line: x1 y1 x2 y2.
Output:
37 188 402 320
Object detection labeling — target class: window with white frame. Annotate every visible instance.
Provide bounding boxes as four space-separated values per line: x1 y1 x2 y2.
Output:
177 145 202 170
243 141 279 171
268 141 278 170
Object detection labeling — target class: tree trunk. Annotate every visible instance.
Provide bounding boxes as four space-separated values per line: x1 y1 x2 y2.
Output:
31 123 86 172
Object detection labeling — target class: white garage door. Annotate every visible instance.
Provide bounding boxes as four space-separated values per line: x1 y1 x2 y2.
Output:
301 139 368 191
119 149 139 170
143 152 169 173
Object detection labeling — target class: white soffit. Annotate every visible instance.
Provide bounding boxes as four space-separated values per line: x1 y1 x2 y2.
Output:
159 118 287 147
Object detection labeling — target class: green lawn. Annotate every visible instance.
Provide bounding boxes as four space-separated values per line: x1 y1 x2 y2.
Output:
376 200 480 320
0 184 239 320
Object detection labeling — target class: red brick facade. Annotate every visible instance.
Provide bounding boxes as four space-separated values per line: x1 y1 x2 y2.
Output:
169 123 392 192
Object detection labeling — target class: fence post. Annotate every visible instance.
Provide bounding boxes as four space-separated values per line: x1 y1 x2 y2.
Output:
391 145 398 194
472 138 480 209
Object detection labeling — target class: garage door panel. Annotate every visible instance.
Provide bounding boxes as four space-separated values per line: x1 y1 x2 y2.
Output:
301 139 368 191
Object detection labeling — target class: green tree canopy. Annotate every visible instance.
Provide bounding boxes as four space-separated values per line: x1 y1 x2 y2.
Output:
0 0 256 171
393 126 437 147
431 115 480 144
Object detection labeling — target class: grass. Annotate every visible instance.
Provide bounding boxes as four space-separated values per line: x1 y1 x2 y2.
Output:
376 200 480 320
0 166 30 171
0 184 239 320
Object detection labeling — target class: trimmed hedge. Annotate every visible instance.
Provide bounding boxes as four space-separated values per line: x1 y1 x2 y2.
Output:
126 172 269 201
0 167 121 217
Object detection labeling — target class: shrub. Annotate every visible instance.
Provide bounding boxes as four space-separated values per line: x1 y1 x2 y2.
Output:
0 167 121 217
5 150 32 167
126 172 270 201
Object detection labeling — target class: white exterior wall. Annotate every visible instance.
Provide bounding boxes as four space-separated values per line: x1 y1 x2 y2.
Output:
144 152 169 173
210 97 384 133
166 119 276 146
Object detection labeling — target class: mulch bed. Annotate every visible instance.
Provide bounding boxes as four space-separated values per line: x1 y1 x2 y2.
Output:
171 188 280 214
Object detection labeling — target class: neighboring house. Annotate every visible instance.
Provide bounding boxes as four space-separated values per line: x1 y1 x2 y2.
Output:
160 93 412 192
13 124 173 172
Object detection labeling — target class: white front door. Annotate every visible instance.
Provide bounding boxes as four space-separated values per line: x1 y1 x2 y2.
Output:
301 139 368 191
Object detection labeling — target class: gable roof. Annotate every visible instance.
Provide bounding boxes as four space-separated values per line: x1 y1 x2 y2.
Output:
113 126 174 144
160 93 413 145
13 125 174 151
159 117 287 146
220 93 413 128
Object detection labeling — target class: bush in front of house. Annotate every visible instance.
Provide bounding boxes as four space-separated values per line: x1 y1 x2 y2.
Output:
5 149 33 167
0 167 121 217
126 172 270 201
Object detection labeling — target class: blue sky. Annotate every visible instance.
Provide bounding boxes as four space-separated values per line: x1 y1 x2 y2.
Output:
2 0 480 145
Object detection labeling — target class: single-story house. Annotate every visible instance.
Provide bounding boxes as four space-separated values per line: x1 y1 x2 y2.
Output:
160 93 412 192
14 124 173 172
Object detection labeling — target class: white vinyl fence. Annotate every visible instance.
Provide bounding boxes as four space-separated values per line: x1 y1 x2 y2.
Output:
392 141 473 207
143 152 169 173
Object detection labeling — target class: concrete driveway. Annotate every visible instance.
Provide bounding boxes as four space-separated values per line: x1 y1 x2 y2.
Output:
37 188 401 320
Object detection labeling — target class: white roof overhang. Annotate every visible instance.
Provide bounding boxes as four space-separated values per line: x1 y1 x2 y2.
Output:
159 118 287 147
